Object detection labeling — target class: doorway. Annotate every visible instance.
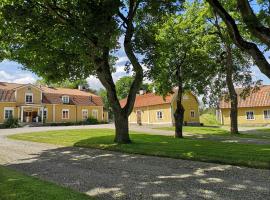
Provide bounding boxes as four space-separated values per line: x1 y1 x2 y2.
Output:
136 110 142 125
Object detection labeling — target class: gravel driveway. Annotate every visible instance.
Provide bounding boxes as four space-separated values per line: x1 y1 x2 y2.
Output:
1 125 270 200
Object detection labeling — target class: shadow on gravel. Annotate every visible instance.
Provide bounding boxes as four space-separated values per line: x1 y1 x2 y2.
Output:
6 146 270 200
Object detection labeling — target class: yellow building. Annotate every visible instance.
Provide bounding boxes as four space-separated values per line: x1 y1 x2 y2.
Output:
120 91 200 125
219 85 270 126
0 82 108 124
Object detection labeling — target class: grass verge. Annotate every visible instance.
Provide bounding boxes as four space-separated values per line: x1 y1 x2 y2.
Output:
0 166 93 200
9 129 270 169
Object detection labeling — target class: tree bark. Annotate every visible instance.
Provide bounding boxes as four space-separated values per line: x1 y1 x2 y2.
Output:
206 0 270 78
225 44 239 134
174 67 184 138
114 111 131 143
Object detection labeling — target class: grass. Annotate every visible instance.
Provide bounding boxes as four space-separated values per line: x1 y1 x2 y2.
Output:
0 166 93 200
200 113 220 126
9 129 270 169
156 126 270 140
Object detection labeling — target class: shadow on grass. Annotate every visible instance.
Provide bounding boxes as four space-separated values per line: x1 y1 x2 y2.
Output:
5 144 270 200
73 134 270 169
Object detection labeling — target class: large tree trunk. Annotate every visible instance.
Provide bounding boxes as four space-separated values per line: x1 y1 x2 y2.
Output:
225 44 239 134
174 67 184 138
114 112 131 143
174 102 185 138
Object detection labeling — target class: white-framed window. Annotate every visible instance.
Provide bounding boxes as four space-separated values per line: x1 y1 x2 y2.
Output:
264 110 270 119
4 107 14 119
157 111 163 119
39 108 48 119
92 109 98 119
25 93 33 103
62 96 69 104
82 109 88 120
62 109 69 119
190 110 195 118
246 111 255 120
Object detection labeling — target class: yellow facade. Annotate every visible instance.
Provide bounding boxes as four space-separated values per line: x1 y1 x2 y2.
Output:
221 106 270 126
0 84 106 124
128 92 200 125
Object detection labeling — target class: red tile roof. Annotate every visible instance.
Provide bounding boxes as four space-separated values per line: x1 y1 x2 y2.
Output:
120 93 174 108
0 82 103 106
220 85 270 108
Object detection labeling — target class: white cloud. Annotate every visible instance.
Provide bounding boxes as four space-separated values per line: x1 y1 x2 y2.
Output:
0 70 37 84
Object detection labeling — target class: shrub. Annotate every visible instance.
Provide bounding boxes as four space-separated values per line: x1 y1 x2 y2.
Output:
3 117 20 128
84 117 99 125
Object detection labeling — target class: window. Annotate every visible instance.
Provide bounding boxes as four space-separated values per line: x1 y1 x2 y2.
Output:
25 93 33 103
246 111 255 120
157 111 163 119
190 111 195 118
264 110 270 119
62 96 69 104
4 108 14 119
39 109 48 119
62 109 69 119
82 109 88 120
92 110 98 119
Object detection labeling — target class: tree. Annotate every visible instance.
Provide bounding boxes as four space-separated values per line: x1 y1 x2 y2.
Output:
203 4 262 134
115 76 134 100
139 2 214 137
0 0 180 143
206 0 270 78
35 79 92 90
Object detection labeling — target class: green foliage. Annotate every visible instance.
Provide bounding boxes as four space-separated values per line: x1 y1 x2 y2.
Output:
0 0 121 82
2 117 20 128
0 166 93 200
138 1 215 97
36 79 90 90
116 76 134 100
200 114 220 126
9 129 270 169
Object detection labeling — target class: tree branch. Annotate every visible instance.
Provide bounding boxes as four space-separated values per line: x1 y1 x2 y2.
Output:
123 0 144 115
206 0 270 78
237 0 270 46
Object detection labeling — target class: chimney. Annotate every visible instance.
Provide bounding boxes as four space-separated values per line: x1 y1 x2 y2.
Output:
152 87 156 93
139 89 146 95
78 85 84 91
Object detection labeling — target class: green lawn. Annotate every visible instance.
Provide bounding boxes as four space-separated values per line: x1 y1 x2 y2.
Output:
9 129 270 169
200 113 220 126
0 166 93 200
156 126 270 140
158 126 229 135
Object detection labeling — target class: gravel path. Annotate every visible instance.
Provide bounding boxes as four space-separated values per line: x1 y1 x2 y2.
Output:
0 125 270 199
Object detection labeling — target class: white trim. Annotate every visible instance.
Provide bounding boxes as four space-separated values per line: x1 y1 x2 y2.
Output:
147 106 150 124
92 109 98 119
53 104 56 122
62 95 70 104
15 83 42 91
156 110 163 120
62 109 70 119
4 107 14 119
82 109 88 120
246 110 255 120
190 110 195 118
25 92 33 104
263 109 270 120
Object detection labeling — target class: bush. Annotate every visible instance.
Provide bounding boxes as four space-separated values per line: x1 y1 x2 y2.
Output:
84 117 99 125
3 117 20 128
